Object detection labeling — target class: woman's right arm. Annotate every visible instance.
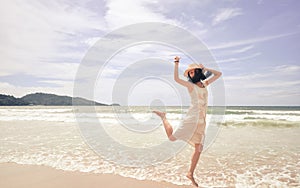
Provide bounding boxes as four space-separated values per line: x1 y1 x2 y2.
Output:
173 57 193 92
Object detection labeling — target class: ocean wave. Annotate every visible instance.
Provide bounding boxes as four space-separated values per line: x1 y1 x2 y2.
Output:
221 119 299 127
0 106 299 126
225 109 300 116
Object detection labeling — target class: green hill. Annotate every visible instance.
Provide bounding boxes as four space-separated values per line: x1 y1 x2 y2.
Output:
0 92 117 106
0 94 29 106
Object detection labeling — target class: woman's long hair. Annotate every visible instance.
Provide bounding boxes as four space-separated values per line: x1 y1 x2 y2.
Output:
188 68 212 83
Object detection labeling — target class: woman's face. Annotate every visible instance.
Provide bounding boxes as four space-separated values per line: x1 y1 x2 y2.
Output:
188 69 195 78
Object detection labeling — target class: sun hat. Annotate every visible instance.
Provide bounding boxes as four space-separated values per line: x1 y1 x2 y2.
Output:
183 63 203 77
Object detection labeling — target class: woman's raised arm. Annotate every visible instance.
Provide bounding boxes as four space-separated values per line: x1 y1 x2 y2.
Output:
173 56 193 91
200 64 222 86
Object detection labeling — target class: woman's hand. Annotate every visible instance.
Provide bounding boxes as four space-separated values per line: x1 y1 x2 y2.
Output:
174 56 180 62
198 63 205 70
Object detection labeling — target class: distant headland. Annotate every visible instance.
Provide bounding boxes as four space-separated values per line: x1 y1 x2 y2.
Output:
0 93 120 106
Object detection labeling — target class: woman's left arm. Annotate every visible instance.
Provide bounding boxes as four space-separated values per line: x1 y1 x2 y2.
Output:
201 65 222 86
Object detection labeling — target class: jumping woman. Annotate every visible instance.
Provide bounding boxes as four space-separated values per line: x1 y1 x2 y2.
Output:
153 56 222 187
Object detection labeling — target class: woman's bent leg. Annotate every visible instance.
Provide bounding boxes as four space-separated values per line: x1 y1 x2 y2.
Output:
153 111 175 140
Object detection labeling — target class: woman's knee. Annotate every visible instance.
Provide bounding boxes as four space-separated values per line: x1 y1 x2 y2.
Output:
195 144 203 153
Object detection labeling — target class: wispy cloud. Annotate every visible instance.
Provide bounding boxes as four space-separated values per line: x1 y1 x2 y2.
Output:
224 65 300 105
216 52 261 63
273 65 300 73
0 80 74 98
1 0 299 105
210 32 298 50
104 0 179 30
225 65 300 88
226 65 300 80
212 8 243 26
231 45 254 53
0 1 104 78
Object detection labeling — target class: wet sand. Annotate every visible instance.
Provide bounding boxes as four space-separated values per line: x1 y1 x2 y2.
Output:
0 163 186 188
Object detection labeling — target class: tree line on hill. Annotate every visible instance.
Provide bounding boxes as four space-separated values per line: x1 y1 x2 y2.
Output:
0 93 119 106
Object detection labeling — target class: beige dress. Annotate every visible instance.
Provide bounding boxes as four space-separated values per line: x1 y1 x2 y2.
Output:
173 84 208 146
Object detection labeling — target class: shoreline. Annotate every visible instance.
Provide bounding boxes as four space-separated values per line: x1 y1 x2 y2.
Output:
0 162 186 188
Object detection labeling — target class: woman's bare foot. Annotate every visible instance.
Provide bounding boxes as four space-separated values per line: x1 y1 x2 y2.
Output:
186 172 198 187
152 110 166 120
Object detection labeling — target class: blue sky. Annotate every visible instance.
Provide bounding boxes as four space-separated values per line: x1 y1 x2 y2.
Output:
1 0 299 106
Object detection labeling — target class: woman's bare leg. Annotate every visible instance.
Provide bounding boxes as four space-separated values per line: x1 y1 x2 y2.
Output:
186 144 203 187
153 111 173 138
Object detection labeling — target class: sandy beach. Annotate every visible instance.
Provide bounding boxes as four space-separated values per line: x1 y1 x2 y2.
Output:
0 163 184 188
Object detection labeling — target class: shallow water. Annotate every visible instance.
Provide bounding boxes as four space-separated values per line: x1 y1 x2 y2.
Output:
0 106 299 187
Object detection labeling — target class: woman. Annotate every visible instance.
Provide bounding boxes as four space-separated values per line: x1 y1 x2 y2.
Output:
153 56 222 187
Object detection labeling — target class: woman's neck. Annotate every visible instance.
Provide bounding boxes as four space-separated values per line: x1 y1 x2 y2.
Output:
195 81 205 88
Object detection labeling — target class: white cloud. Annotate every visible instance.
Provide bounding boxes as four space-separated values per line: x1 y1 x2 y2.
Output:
0 81 74 98
257 0 264 5
231 45 254 53
1 0 299 106
104 0 180 30
273 65 300 73
224 65 300 105
83 37 102 47
212 8 243 26
225 65 300 81
210 32 298 50
0 0 105 77
216 52 261 63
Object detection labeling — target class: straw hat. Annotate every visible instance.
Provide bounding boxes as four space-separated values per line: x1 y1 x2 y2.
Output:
183 63 203 77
